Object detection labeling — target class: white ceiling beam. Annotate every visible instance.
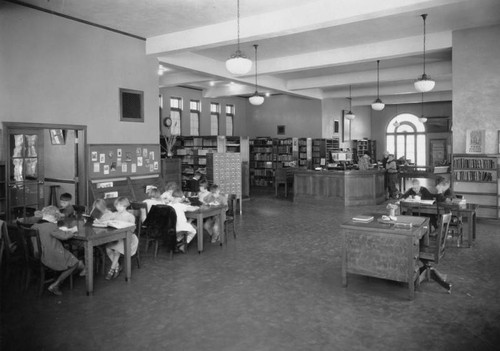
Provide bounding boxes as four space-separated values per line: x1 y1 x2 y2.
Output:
159 72 212 88
352 91 452 106
287 61 452 91
258 31 451 76
158 52 323 100
146 0 463 55
322 80 452 99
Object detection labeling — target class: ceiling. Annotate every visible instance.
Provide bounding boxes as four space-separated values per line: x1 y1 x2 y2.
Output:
17 0 500 106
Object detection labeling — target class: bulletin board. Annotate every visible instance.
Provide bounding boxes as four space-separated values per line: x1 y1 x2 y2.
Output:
88 144 161 180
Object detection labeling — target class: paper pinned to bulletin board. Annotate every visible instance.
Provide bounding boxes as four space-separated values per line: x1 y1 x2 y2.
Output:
89 144 160 179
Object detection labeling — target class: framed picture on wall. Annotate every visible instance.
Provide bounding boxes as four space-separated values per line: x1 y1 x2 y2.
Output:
119 88 144 122
465 129 485 154
342 111 351 142
277 125 285 135
49 129 65 145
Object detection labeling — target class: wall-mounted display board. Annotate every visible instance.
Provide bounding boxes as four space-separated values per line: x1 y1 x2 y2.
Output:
88 144 160 180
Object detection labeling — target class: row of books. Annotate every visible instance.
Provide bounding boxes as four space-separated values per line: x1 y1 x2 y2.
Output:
454 170 495 182
453 158 496 169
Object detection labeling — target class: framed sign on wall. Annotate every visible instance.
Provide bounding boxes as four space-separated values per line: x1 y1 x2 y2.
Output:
119 88 144 122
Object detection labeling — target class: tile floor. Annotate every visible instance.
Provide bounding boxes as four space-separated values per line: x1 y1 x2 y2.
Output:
1 192 500 351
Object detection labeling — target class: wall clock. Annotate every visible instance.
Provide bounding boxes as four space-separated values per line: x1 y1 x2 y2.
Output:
163 117 172 128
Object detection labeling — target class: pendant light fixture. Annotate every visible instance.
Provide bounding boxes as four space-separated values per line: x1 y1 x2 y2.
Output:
345 85 355 120
419 93 427 123
414 14 435 92
225 0 252 75
249 44 264 105
371 60 385 111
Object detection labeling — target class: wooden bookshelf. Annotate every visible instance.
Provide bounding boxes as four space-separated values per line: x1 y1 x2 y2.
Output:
452 154 499 219
250 138 275 187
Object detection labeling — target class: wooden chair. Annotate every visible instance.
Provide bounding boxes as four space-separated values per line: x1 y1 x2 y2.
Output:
129 202 148 268
275 168 289 197
1 221 27 288
224 194 237 244
142 204 177 259
418 212 452 293
17 224 73 296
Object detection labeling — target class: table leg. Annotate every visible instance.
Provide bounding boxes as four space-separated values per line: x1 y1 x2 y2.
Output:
342 234 347 287
197 213 203 254
472 212 477 241
85 241 94 296
220 208 226 247
124 232 131 282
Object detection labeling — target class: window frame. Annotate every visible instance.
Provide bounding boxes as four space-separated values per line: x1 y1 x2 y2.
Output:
225 104 235 136
210 102 220 136
386 114 426 166
190 99 201 136
169 97 182 135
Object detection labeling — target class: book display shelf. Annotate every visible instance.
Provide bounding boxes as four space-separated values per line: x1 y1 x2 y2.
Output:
452 154 499 218
250 138 274 187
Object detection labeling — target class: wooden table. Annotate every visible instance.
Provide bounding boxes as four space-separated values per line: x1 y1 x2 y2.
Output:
341 214 430 300
186 205 226 253
72 220 135 296
399 201 478 247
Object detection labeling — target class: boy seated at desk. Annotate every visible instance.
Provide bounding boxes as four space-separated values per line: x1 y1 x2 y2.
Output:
435 177 455 203
59 192 76 218
197 180 211 204
203 184 228 243
401 179 434 200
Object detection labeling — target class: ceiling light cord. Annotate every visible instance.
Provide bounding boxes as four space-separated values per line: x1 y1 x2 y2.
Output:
376 60 380 97
254 44 259 92
236 0 241 52
422 14 427 76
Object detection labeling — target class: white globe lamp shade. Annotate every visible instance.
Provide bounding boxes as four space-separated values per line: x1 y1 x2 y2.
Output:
345 111 355 120
371 98 385 111
226 53 252 75
414 74 435 92
419 116 427 123
249 93 264 106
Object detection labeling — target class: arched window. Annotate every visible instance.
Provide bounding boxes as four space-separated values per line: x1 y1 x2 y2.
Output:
386 114 426 166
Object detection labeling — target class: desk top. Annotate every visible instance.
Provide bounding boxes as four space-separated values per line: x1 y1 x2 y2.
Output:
186 204 227 215
72 220 135 241
400 201 478 212
341 213 429 236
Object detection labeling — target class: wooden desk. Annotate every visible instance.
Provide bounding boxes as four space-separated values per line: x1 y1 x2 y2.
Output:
185 205 226 253
400 201 478 248
72 220 135 296
341 215 430 300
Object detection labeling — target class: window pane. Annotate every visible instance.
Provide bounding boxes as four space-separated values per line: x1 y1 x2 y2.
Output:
190 112 199 136
170 97 181 109
397 124 414 133
387 135 395 155
226 116 233 136
190 100 200 111
170 110 181 135
406 135 415 164
396 135 405 159
210 114 218 136
416 135 426 166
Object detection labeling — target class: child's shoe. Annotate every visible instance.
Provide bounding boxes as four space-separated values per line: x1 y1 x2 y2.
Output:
48 283 62 296
105 267 115 280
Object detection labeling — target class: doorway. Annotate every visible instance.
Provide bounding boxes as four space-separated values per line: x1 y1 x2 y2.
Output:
3 122 87 222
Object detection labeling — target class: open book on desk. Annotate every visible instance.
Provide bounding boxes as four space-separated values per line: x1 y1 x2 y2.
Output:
402 198 435 205
93 220 135 229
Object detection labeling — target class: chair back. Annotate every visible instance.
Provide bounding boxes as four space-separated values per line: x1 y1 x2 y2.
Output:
275 168 287 183
143 205 177 250
227 194 237 217
434 212 452 263
129 202 148 239
18 225 42 263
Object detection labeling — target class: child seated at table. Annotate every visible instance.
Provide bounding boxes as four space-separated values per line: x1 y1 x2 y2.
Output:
170 190 199 252
197 180 211 204
90 198 114 221
161 181 178 205
31 206 84 296
141 187 165 221
435 177 455 203
59 192 76 218
104 196 137 280
203 184 228 243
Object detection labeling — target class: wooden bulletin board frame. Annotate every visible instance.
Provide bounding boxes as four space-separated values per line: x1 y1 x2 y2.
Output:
88 143 160 180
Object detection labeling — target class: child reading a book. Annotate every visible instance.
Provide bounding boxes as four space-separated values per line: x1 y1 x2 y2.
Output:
197 180 211 204
90 199 114 221
31 206 84 296
105 197 137 280
161 181 178 204
170 190 199 252
203 184 228 243
141 187 164 221
59 192 75 218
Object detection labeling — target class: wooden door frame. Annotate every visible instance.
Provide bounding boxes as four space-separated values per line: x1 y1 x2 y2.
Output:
3 122 88 214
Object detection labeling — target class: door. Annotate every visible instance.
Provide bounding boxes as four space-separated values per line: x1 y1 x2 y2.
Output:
7 129 45 220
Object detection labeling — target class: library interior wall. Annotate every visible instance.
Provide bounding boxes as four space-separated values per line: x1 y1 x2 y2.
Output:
0 3 159 150
453 24 500 154
158 86 247 136
370 102 452 161
245 95 322 138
